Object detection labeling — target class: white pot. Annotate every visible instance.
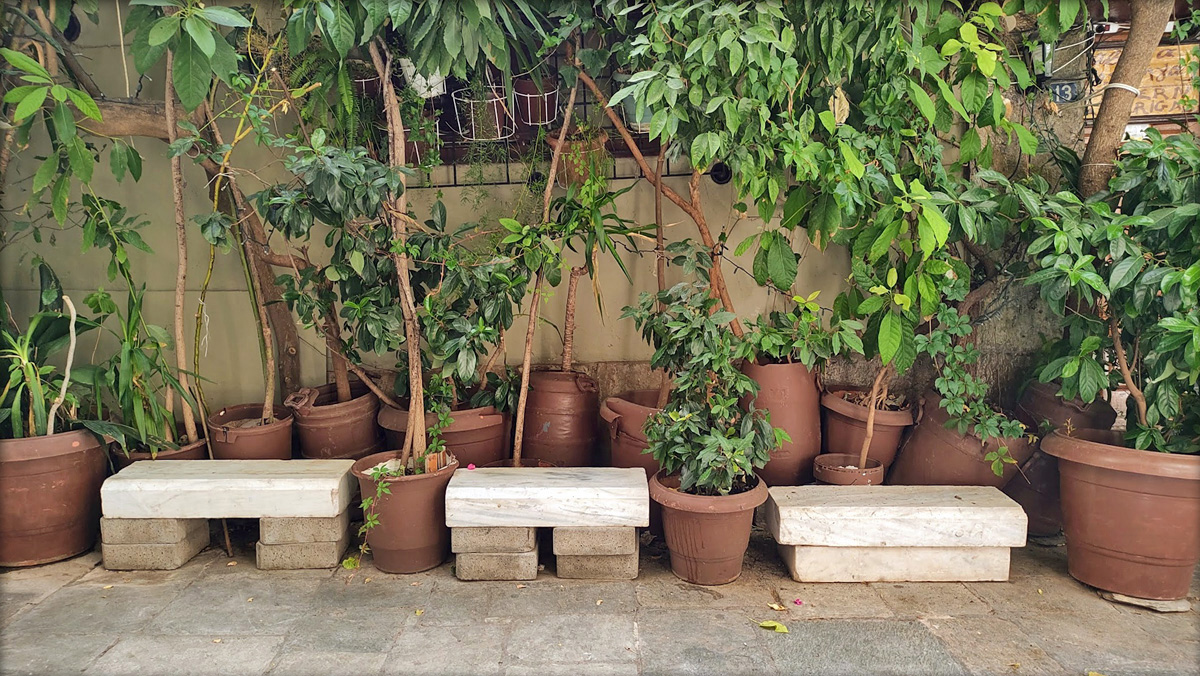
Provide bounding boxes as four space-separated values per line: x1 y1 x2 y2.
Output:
398 58 447 99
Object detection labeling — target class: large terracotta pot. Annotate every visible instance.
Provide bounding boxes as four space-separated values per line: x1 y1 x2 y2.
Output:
813 453 885 486
649 471 768 585
1042 429 1200 601
820 390 913 467
378 404 509 467
110 437 208 471
0 430 108 566
352 451 458 574
206 404 294 460
886 391 1033 488
1005 382 1118 536
740 361 821 486
599 389 662 477
521 371 599 467
285 381 382 461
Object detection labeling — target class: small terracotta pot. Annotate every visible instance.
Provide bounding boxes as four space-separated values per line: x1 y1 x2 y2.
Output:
521 371 599 467
378 404 510 467
352 451 458 574
110 437 208 471
545 133 607 186
600 390 663 478
820 390 913 467
885 391 1033 488
0 430 108 567
649 471 768 585
813 453 885 485
740 361 821 486
285 381 382 461
205 404 294 460
1042 429 1200 601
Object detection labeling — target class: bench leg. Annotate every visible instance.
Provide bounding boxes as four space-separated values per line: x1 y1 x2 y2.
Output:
101 518 209 571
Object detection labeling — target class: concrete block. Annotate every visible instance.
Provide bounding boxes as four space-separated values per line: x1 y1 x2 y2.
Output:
455 542 539 581
102 526 209 570
101 459 356 519
778 545 1011 583
255 533 350 570
445 467 649 527
100 517 207 545
259 510 350 545
451 527 537 554
552 527 637 556
556 551 638 580
764 485 1027 548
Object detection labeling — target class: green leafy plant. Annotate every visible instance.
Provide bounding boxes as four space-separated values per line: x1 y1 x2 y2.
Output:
745 291 864 369
0 309 88 439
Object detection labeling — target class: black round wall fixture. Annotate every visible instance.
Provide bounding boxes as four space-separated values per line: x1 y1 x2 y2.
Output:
709 162 732 185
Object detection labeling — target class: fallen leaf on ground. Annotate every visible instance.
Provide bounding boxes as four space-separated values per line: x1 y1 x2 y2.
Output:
516 584 527 589
212 639 222 644
410 582 420 586
102 585 113 590
768 602 787 611
1037 589 1043 595
596 599 604 606
226 561 237 566
415 609 424 616
364 578 372 583
246 598 253 602
759 620 789 633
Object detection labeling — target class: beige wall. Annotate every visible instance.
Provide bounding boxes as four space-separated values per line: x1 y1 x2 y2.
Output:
0 3 851 407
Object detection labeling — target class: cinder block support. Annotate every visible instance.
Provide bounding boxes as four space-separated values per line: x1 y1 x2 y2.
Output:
552 527 636 556
101 518 207 545
456 542 539 581
102 524 210 570
260 510 350 545
451 527 537 554
256 533 349 570
556 551 638 580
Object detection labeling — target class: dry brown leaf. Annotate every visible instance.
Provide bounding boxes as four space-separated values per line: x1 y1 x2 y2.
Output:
767 602 787 612
102 585 113 590
226 561 237 567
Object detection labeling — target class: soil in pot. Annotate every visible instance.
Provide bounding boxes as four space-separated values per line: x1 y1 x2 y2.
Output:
352 451 458 574
885 391 1033 488
109 437 208 471
286 381 383 461
820 389 912 468
1005 381 1119 536
0 429 108 566
813 453 886 485
649 471 768 585
206 404 294 460
600 389 662 477
521 371 599 467
378 404 509 467
1042 428 1200 601
740 361 821 486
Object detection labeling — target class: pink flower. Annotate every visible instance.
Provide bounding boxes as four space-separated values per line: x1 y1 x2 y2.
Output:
794 599 804 606
467 463 476 470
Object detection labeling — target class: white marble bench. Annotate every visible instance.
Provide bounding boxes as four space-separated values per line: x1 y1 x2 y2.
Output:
763 485 1027 582
445 467 648 580
100 460 356 570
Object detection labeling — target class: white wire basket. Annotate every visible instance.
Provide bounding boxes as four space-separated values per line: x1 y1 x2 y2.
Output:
403 118 442 167
514 77 560 127
452 86 515 141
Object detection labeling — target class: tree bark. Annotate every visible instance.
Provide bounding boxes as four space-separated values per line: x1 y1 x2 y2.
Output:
165 54 199 443
560 265 586 372
654 148 671 409
1110 315 1148 428
858 365 891 470
1078 0 1174 195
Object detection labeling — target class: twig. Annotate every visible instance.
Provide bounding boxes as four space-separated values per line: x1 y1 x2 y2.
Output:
45 296 76 434
1109 315 1148 428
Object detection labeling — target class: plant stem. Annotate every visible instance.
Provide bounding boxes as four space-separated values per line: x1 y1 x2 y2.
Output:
858 365 891 470
512 274 542 468
165 51 198 443
1109 315 1148 429
234 220 275 425
560 265 585 372
654 146 671 409
45 296 76 434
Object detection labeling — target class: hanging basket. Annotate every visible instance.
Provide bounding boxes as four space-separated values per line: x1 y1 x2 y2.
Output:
514 77 559 127
452 86 514 141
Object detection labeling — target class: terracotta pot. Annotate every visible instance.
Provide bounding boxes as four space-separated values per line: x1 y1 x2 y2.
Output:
600 389 662 477
522 371 599 467
0 430 108 566
514 76 558 127
649 471 768 585
110 437 208 471
352 451 458 574
820 390 913 467
740 361 821 486
885 391 1033 488
1005 382 1118 536
813 453 885 485
378 404 510 467
483 458 559 468
544 133 607 186
205 404 294 460
1042 429 1200 601
286 382 382 461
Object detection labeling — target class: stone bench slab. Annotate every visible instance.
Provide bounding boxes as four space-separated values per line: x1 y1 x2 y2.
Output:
445 468 648 528
764 486 1027 548
778 545 1011 582
101 460 356 519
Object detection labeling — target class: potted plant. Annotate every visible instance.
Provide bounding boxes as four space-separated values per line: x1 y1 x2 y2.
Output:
744 291 865 486
453 76 513 141
543 118 609 187
514 70 559 130
1025 129 1200 601
623 250 785 585
0 302 107 567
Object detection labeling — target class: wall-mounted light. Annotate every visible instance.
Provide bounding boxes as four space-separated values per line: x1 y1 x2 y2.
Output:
709 162 731 185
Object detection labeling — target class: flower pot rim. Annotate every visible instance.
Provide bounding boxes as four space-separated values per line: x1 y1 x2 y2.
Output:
821 390 913 426
649 470 768 513
0 428 104 460
352 450 459 484
1041 428 1200 480
377 404 504 433
111 436 208 461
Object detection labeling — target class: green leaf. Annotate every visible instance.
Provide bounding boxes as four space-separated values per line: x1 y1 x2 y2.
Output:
1 47 51 78
32 154 58 195
132 23 169 73
759 621 788 634
171 35 212 112
200 6 251 27
148 15 181 46
908 79 936 125
1109 256 1143 291
50 101 76 141
317 2 355 59
767 235 798 289
65 88 102 121
50 175 69 224
818 110 836 134
878 312 902 365
209 35 240 84
1013 123 1039 155
349 250 365 275
67 137 93 184
11 85 48 122
839 141 864 179
126 145 143 181
184 16 216 57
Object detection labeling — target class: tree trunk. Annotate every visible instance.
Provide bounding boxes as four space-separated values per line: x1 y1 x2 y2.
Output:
323 305 352 403
858 366 891 469
1078 0 1174 196
654 148 671 409
560 265 586 372
165 54 198 443
511 275 542 467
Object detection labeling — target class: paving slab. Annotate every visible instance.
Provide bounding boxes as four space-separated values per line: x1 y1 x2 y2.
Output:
266 651 388 676
149 577 322 635
505 613 637 665
637 608 776 675
922 616 1066 676
490 580 637 616
451 526 538 553
556 551 638 580
873 582 993 618
762 619 967 676
259 510 351 545
0 633 116 676
775 582 894 620
4 582 190 634
85 635 282 676
383 618 511 675
1009 609 1196 675
553 527 637 555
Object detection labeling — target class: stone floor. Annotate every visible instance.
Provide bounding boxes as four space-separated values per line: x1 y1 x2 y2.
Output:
1 526 1197 676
